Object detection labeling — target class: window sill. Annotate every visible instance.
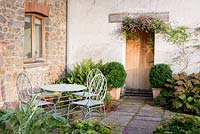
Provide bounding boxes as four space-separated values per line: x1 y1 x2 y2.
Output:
24 61 48 69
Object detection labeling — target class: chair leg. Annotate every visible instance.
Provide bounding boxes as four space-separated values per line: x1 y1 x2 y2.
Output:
81 108 85 120
88 107 91 120
67 103 71 120
50 103 57 113
80 106 87 120
84 107 91 120
47 103 56 113
103 104 105 114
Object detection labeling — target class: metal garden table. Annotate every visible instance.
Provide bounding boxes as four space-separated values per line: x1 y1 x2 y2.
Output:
40 84 87 116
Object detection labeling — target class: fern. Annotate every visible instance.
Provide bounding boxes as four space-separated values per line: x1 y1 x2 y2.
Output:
0 96 68 134
66 59 103 86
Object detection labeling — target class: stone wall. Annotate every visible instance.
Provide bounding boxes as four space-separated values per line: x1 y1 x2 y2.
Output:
0 0 67 109
0 0 24 109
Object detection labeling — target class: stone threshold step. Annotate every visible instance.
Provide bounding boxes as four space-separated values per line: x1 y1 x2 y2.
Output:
125 89 152 93
124 94 152 97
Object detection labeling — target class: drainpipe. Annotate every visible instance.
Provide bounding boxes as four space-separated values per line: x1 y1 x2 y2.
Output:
66 0 70 74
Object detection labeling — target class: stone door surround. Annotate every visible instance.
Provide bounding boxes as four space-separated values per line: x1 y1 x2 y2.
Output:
109 12 169 23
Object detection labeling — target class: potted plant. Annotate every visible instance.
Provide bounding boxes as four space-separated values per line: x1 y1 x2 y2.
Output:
149 64 172 99
104 92 120 112
103 62 127 100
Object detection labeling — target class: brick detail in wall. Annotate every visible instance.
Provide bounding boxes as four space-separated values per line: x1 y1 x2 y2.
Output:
24 2 49 17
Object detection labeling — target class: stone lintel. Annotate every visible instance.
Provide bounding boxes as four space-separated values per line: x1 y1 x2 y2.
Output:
109 12 169 23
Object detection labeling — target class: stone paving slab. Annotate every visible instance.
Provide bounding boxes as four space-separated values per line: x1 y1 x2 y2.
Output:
117 104 141 113
121 97 148 104
137 105 164 118
125 127 155 134
103 97 176 134
139 104 164 112
104 114 133 127
134 116 162 121
127 119 160 129
137 111 163 118
108 111 136 116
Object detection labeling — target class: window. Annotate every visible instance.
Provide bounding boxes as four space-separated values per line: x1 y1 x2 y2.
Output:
24 13 45 63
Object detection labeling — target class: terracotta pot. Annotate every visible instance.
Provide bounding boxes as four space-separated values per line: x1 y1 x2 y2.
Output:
109 88 121 100
152 88 161 99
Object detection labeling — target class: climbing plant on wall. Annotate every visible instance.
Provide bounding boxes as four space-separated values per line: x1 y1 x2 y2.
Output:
120 16 200 72
120 16 190 46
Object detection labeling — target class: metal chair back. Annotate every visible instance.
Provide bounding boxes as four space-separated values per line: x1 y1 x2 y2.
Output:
16 72 33 104
88 73 107 101
86 68 102 88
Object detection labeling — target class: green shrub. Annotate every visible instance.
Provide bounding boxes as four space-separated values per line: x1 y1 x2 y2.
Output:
104 92 112 109
102 62 126 88
0 96 68 134
66 59 103 85
61 119 113 134
154 72 200 115
171 73 200 115
153 78 175 106
149 64 172 88
154 114 200 134
104 92 120 112
153 86 174 107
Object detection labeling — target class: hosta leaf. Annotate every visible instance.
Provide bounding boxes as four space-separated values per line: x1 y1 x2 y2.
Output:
186 103 193 109
164 83 174 88
173 74 180 80
192 87 197 93
185 81 193 89
174 86 184 91
190 73 199 79
179 94 186 100
176 80 185 86
174 90 183 97
174 100 183 108
197 99 200 105
187 97 193 102
191 79 200 85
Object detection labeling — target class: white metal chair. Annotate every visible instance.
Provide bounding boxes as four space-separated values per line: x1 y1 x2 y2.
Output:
16 72 55 110
72 68 102 97
69 73 107 120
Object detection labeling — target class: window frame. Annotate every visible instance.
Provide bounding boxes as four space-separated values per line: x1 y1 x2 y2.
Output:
24 13 45 63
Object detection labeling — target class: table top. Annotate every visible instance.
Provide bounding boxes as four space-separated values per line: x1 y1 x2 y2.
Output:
40 84 87 92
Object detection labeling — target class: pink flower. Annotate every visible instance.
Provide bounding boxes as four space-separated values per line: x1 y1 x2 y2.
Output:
123 127 127 134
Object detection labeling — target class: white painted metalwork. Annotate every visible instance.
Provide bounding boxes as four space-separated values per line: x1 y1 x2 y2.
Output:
16 72 33 104
16 72 55 110
86 68 102 88
73 68 102 97
40 84 86 92
69 73 107 120
40 84 87 116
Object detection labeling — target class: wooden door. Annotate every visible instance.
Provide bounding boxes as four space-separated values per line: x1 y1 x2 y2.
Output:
126 32 154 90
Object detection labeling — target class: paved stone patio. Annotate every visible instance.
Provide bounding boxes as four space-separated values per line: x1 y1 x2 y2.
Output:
103 96 175 134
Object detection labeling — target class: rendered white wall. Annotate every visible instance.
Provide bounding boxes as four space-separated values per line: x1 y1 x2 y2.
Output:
68 0 200 73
